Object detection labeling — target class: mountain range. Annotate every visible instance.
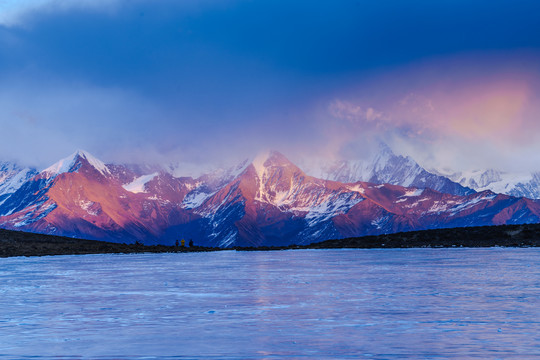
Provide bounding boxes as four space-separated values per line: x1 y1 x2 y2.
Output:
0 147 539 247
432 168 540 200
305 143 475 197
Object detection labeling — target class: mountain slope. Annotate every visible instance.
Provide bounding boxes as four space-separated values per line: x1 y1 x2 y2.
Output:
0 151 198 243
0 162 38 204
183 151 364 247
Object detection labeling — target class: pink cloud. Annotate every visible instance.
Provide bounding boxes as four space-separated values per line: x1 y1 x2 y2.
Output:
328 100 383 126
323 52 540 170
331 72 537 143
418 79 531 141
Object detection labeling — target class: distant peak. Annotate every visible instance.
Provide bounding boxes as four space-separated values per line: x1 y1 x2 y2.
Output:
41 149 110 177
74 149 91 158
250 150 301 181
252 150 289 166
376 141 395 155
252 149 290 170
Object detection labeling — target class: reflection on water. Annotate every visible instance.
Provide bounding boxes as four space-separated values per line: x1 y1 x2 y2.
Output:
0 249 539 359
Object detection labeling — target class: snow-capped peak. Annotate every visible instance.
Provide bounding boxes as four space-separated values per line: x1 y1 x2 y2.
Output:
42 149 110 177
248 150 308 205
252 150 272 180
251 150 294 180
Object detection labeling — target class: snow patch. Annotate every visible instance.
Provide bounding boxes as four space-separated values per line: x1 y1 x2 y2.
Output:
13 203 57 227
79 200 99 216
449 194 497 215
371 215 390 229
394 189 423 204
122 173 158 193
293 194 364 226
183 191 213 209
427 201 451 214
347 184 366 194
405 198 429 208
401 188 424 197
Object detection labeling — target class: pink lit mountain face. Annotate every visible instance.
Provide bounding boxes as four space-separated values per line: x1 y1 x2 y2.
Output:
0 150 539 247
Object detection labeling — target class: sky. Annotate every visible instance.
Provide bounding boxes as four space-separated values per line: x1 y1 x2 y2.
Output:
0 0 540 174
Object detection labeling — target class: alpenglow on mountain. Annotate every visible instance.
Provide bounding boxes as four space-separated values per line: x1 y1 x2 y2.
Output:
0 149 539 247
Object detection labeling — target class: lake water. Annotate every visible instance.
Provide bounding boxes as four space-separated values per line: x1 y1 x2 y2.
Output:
0 249 539 359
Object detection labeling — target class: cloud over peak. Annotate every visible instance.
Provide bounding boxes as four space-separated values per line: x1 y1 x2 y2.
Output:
1 1 540 174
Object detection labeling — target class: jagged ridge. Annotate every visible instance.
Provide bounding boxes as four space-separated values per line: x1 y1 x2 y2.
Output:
0 149 538 247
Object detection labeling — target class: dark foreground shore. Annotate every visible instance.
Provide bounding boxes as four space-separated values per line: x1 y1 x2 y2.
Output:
306 223 540 249
0 229 219 258
1 223 540 257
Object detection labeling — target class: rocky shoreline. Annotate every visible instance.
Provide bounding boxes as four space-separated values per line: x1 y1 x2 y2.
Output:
1 223 540 258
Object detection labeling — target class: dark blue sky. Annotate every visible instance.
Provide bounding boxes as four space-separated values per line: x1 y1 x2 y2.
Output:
1 0 539 172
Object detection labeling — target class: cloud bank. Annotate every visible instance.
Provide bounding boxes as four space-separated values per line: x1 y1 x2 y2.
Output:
0 1 539 174
321 53 540 172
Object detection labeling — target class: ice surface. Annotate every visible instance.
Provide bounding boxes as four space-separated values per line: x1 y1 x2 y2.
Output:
1 249 539 359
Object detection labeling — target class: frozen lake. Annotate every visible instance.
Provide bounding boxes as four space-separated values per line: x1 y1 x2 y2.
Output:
1 248 539 359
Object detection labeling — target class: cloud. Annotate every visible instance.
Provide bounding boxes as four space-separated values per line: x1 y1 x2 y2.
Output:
328 100 383 127
0 0 121 27
0 75 321 172
389 78 537 150
0 79 166 168
350 80 532 143
323 53 540 172
1 2 539 176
